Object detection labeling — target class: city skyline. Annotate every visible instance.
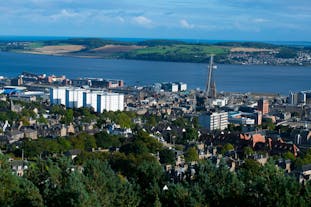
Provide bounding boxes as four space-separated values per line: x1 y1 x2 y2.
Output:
1 0 310 41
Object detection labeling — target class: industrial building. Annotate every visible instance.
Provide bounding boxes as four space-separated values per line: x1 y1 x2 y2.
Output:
1 86 26 95
199 111 228 131
50 87 124 112
71 78 124 88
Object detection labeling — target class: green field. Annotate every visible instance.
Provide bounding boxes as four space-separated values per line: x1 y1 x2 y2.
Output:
26 42 45 49
134 44 227 55
123 44 228 62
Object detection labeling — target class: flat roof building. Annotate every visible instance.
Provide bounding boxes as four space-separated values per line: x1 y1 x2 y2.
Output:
199 111 228 131
50 87 124 112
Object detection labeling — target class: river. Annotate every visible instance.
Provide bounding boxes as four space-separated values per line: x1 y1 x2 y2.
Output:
0 51 310 94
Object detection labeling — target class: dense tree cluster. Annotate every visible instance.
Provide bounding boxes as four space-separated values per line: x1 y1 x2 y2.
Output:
3 126 311 206
1 152 311 207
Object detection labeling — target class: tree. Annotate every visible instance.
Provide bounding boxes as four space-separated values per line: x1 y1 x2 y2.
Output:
136 130 163 153
195 159 244 207
161 183 191 207
180 127 198 144
25 157 95 207
61 109 74 124
192 117 199 129
262 118 275 130
37 114 48 124
61 172 95 207
78 107 96 123
0 155 43 207
95 131 121 148
50 105 65 115
243 146 254 157
115 112 132 128
83 159 140 206
283 151 295 162
221 143 234 154
69 133 97 151
119 140 148 155
146 115 157 127
135 160 163 206
173 117 187 128
184 147 198 162
159 148 176 165
276 47 297 58
237 160 304 207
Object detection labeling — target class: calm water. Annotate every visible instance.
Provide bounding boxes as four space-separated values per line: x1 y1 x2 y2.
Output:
0 51 310 94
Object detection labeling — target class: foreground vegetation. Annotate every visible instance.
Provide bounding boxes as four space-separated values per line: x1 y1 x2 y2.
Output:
1 98 311 206
1 151 311 207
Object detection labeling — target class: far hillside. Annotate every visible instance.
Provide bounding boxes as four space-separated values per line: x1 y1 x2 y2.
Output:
0 37 309 65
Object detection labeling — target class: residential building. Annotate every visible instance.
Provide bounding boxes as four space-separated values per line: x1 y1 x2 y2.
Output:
11 160 28 176
66 88 85 108
50 87 124 112
50 87 67 105
96 92 124 112
199 111 228 131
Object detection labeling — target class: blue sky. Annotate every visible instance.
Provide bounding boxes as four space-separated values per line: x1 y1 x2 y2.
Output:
1 0 310 41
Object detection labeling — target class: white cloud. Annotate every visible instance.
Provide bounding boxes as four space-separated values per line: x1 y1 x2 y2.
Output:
253 18 269 23
117 16 125 23
50 9 79 20
133 16 152 27
180 19 194 29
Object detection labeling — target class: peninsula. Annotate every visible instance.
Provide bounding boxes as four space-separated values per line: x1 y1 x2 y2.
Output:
1 38 310 66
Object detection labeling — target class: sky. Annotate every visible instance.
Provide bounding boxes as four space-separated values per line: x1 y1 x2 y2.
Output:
0 0 310 41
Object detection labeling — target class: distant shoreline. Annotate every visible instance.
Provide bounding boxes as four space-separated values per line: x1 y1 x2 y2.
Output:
1 37 310 66
1 36 311 47
2 50 311 67
7 50 310 67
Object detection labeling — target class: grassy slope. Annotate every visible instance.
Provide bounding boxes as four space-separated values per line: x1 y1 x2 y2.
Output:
133 44 227 55
123 44 228 62
3 38 304 63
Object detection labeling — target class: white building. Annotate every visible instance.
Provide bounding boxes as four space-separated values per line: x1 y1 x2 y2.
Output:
212 98 228 107
288 90 311 105
50 87 124 112
162 82 179 92
199 111 228 131
177 82 187 91
96 92 124 112
83 91 99 110
66 88 86 108
50 87 67 105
